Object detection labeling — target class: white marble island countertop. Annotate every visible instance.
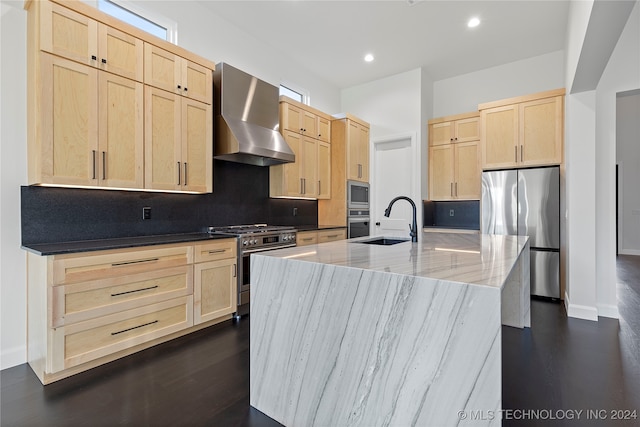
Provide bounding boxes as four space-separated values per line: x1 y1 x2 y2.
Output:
260 232 529 289
250 233 530 427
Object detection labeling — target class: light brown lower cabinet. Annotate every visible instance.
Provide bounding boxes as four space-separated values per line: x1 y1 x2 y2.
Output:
193 240 237 325
27 238 237 384
297 229 347 246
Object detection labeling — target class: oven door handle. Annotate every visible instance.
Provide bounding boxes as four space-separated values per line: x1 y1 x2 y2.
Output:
243 243 297 254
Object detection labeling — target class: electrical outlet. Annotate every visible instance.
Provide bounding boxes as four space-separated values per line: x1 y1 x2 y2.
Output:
449 209 455 217
142 207 151 220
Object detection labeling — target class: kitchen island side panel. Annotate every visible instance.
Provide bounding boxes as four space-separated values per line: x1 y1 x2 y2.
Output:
250 256 501 427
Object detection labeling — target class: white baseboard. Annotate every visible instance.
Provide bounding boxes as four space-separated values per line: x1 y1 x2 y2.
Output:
1 345 26 370
564 292 598 321
619 249 640 256
597 304 620 319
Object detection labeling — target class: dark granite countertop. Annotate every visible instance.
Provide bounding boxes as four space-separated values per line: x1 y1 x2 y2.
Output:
295 225 347 232
22 232 238 256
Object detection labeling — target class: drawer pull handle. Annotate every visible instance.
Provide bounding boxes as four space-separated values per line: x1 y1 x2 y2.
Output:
111 285 159 297
302 238 313 241
111 320 158 336
207 249 226 254
112 258 159 267
326 234 339 238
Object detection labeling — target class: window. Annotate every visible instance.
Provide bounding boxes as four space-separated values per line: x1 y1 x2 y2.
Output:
280 85 307 104
97 0 177 43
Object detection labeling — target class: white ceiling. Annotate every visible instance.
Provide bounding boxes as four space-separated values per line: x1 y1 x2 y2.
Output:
199 0 570 89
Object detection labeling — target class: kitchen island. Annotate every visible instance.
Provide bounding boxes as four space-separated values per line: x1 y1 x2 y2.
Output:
250 233 530 426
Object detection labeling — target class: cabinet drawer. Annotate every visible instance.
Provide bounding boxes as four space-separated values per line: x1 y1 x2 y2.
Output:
50 296 193 372
297 231 318 246
317 229 346 243
194 239 237 263
52 245 192 285
51 265 193 327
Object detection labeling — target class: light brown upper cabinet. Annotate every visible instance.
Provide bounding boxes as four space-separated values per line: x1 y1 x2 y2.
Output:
346 119 370 183
39 1 143 82
35 52 144 188
430 114 480 146
280 98 331 142
27 0 216 193
480 89 564 169
145 87 212 193
144 44 212 104
270 131 321 198
271 97 332 199
428 112 481 200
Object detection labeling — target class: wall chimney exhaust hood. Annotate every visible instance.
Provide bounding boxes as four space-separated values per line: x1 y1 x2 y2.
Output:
213 63 294 166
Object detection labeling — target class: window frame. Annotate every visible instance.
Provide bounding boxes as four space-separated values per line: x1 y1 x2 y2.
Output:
280 83 309 105
95 0 178 44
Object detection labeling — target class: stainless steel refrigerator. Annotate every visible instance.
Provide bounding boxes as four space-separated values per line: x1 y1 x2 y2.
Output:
481 166 560 298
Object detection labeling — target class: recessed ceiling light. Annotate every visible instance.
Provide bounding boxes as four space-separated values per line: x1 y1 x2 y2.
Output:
364 53 374 62
467 17 480 28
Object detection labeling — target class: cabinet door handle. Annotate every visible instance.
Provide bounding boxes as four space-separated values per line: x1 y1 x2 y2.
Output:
92 150 97 179
102 151 106 180
207 249 226 254
111 285 159 297
111 320 158 336
303 178 306 194
451 182 454 197
455 182 458 197
91 55 97 61
300 178 304 194
318 180 321 195
112 257 159 267
520 145 523 162
177 162 181 185
233 264 237 278
515 146 518 162
184 87 188 92
184 162 188 186
177 85 182 90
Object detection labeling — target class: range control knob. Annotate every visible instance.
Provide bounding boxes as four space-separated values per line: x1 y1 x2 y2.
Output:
243 240 249 246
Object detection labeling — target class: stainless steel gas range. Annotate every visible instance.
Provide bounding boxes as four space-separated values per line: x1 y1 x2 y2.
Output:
208 224 297 317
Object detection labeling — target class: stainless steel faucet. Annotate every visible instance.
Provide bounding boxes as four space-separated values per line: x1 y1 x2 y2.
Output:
384 196 418 242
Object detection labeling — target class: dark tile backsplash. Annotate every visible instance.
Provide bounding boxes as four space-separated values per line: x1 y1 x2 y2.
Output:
22 160 317 245
423 200 480 229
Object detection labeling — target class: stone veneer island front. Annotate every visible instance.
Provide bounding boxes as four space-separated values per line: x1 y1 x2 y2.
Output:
250 233 530 426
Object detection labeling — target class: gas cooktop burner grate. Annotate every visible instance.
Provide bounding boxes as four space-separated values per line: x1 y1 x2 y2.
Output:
208 224 296 235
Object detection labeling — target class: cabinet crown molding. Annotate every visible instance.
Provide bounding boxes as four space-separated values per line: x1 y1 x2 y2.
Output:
25 0 217 70
331 112 370 128
428 111 479 125
478 88 566 111
279 96 333 120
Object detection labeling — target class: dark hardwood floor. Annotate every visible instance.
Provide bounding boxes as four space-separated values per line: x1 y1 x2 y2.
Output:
2 256 639 426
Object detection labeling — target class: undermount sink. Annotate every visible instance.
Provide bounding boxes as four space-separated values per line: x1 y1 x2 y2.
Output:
356 237 410 246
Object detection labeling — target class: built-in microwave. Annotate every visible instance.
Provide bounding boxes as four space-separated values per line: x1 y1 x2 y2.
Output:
347 180 369 209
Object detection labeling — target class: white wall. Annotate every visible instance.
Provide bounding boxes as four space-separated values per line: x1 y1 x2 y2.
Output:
563 0 639 320
1 0 28 369
433 50 565 118
0 0 341 369
617 92 640 255
341 68 425 213
127 0 340 114
564 91 598 320
594 1 640 317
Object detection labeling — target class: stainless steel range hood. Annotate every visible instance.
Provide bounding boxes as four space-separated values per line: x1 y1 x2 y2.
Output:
213 63 294 166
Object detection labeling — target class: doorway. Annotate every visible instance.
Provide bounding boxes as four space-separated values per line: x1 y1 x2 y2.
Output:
371 134 419 237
